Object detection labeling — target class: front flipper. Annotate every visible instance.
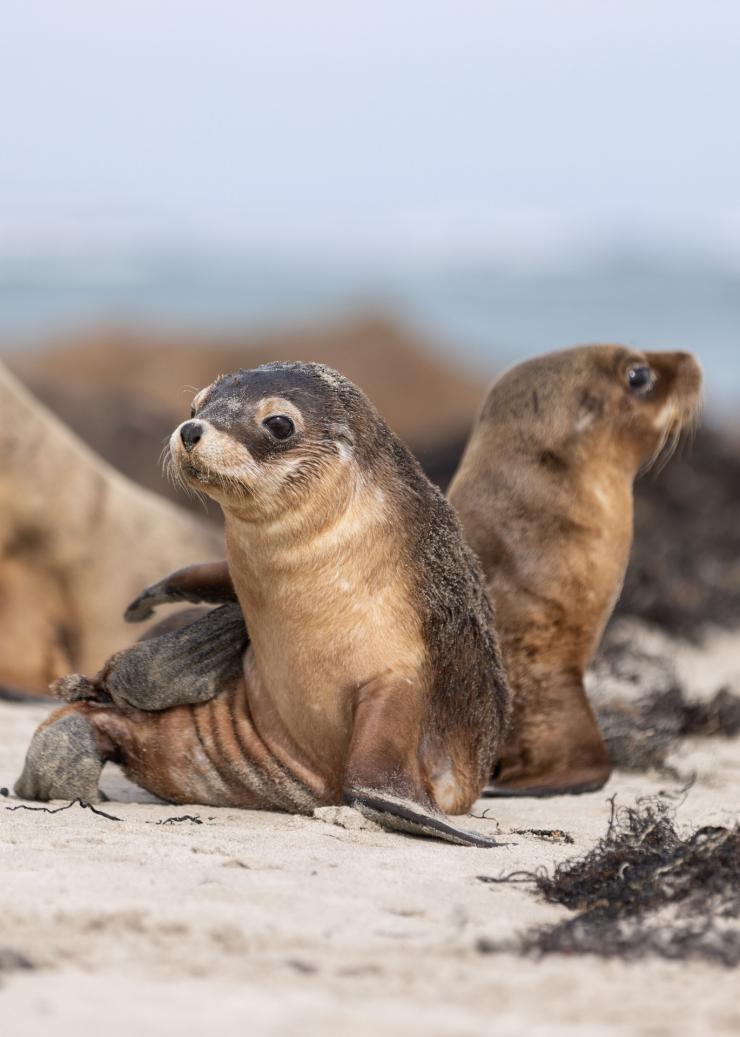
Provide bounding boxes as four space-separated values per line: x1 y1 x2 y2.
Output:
54 603 248 712
125 561 236 622
485 672 611 798
343 677 498 848
348 790 497 847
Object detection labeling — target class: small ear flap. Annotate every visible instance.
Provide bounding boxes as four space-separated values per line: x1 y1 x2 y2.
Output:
327 422 354 449
327 420 352 438
485 673 611 798
54 604 248 713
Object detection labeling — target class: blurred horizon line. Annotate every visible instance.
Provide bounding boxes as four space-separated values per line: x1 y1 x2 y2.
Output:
2 225 740 275
1 225 737 414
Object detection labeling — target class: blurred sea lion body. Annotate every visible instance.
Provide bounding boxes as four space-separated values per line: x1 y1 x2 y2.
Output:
447 345 702 796
0 362 222 698
16 363 509 846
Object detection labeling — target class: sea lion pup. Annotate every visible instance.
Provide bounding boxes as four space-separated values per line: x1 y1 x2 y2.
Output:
447 345 702 796
0 360 222 699
16 363 509 846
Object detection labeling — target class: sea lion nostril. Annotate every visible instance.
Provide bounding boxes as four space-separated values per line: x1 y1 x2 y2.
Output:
180 421 203 453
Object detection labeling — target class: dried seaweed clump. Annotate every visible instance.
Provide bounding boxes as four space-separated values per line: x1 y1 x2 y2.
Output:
596 685 740 777
676 686 740 738
618 426 740 636
589 620 684 775
503 796 740 966
589 621 740 775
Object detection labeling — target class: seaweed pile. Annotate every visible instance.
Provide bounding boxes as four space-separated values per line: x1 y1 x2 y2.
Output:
588 618 737 775
480 795 740 966
618 426 740 636
597 685 740 775
587 620 740 775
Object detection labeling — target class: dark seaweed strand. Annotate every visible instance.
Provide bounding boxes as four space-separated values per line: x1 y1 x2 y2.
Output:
148 815 204 825
477 790 740 967
7 799 122 821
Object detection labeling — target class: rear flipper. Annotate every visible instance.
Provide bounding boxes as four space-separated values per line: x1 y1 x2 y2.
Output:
14 707 111 802
485 672 611 798
54 603 248 712
125 561 236 622
344 676 498 848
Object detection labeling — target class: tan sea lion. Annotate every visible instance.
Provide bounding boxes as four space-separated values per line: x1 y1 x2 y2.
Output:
447 345 702 795
0 361 222 699
15 363 509 845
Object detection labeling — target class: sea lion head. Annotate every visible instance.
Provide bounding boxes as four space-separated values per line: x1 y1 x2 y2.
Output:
168 362 377 516
481 345 702 473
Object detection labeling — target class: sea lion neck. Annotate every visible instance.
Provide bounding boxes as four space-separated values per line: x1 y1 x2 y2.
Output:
221 462 387 629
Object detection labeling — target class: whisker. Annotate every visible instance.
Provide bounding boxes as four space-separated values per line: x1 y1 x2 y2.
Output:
652 425 681 475
640 422 671 478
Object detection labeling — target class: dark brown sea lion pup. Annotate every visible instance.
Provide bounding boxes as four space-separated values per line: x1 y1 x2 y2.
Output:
15 363 509 846
447 345 702 796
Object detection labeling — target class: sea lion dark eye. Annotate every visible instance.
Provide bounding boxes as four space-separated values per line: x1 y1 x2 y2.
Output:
190 405 196 419
262 414 295 440
627 365 654 394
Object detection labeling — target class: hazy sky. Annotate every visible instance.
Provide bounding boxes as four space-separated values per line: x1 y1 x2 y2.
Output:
2 1 739 257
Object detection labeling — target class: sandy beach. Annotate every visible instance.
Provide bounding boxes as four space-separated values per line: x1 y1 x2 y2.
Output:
1 326 738 1036
2 626 738 1037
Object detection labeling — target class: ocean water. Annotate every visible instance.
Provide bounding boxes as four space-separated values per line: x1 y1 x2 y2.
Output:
0 253 738 413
